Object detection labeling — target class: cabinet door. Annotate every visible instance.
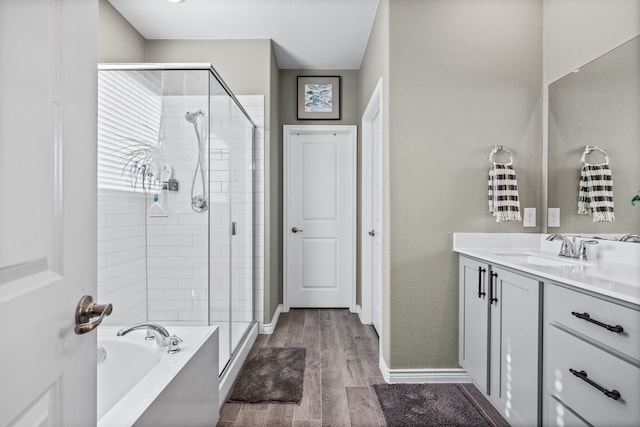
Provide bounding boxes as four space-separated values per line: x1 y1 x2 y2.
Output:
489 267 541 426
459 256 490 393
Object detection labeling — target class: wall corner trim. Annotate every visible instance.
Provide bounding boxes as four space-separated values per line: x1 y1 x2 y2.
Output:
259 304 283 334
379 356 471 384
353 304 372 325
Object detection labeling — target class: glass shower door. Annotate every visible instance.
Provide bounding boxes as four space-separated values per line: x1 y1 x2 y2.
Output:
230 107 254 355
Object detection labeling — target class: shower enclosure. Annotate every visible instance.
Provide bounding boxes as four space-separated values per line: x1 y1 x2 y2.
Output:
96 64 255 375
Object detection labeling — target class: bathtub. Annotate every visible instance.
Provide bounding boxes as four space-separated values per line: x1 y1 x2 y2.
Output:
97 325 219 427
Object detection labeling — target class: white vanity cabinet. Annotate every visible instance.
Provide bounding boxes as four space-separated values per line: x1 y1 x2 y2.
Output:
544 284 640 427
459 255 541 426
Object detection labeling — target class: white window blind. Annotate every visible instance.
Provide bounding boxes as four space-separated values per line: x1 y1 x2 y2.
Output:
97 71 162 192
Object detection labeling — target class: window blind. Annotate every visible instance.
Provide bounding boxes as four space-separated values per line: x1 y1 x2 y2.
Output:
97 71 162 192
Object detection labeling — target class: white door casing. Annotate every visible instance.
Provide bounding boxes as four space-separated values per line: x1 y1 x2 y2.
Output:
0 0 98 425
284 125 356 310
361 78 383 335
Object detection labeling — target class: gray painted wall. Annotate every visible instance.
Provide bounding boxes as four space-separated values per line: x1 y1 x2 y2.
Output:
267 45 282 323
358 0 391 348
359 0 543 368
279 69 360 126
98 0 145 62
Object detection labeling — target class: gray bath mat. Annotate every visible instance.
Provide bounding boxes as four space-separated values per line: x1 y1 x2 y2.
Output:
228 347 306 403
373 383 491 426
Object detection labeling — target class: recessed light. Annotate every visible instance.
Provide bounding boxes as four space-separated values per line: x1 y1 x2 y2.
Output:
167 0 184 3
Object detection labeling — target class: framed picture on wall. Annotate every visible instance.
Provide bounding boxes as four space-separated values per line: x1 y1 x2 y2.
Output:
297 76 341 120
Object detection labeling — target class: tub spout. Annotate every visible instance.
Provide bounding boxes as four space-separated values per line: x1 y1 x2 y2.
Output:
117 323 171 347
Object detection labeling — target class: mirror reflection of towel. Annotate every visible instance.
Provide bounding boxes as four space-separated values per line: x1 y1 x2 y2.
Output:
578 164 615 222
488 163 522 223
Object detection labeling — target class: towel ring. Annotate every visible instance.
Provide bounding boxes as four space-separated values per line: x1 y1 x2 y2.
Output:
581 145 609 166
489 145 513 166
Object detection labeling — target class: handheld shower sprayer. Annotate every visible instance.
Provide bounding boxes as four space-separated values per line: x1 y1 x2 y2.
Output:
185 110 208 213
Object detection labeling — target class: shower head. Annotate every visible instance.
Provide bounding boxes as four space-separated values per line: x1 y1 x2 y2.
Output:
184 110 204 124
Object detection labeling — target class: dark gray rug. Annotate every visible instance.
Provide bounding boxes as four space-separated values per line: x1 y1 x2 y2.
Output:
228 347 306 403
373 383 491 427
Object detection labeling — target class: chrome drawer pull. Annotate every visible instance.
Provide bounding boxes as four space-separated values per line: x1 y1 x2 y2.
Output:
569 368 621 401
477 266 486 299
571 311 624 333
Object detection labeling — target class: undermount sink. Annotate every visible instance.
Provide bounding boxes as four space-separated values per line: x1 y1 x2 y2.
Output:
492 252 596 267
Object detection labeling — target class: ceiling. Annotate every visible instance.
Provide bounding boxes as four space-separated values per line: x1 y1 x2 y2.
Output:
108 0 379 70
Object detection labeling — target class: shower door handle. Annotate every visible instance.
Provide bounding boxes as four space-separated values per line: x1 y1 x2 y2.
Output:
231 222 237 236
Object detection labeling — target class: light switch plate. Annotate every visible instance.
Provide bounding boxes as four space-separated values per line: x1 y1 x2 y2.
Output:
523 208 536 227
548 208 560 228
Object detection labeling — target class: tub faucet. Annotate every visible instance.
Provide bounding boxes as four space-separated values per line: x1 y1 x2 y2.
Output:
117 323 171 347
619 234 640 242
546 233 576 258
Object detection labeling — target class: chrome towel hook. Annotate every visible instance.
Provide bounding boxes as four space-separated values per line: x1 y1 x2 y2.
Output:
489 145 514 166
581 145 609 166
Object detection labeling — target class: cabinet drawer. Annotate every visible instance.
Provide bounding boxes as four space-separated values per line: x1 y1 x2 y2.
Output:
546 395 589 427
546 284 640 359
546 326 640 426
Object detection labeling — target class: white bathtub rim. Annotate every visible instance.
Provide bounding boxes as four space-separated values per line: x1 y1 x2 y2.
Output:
97 325 218 427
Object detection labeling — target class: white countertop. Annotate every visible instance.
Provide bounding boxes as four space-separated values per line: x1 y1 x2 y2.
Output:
453 233 640 306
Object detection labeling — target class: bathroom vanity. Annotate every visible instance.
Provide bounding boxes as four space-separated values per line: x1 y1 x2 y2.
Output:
454 233 640 426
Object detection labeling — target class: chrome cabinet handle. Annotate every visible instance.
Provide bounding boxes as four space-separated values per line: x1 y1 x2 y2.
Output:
74 295 113 335
292 227 303 233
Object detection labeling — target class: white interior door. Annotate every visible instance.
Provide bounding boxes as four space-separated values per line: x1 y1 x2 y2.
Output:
0 1 98 425
371 109 383 336
284 125 356 309
361 78 383 335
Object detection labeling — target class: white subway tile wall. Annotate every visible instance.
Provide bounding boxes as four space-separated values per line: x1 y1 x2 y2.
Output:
97 94 264 330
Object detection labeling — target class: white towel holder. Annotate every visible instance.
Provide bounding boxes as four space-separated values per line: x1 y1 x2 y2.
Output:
581 145 609 166
489 145 513 166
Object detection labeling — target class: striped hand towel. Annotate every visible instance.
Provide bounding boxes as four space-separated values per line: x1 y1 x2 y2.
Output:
488 163 522 223
578 164 615 222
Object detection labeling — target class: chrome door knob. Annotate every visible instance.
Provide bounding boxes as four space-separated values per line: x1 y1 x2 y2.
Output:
368 230 375 237
292 227 303 233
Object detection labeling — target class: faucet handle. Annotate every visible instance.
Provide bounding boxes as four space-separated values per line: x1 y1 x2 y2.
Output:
577 240 598 261
559 240 574 257
168 335 183 354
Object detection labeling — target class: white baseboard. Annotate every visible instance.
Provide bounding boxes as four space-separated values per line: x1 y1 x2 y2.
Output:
379 355 471 384
259 304 283 334
218 322 258 408
353 304 372 325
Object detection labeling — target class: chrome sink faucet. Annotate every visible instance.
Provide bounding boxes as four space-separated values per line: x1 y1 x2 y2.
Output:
619 234 640 242
546 233 576 258
546 234 598 261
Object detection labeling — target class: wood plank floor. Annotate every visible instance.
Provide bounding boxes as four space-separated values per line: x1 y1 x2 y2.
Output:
217 308 509 427
217 309 386 427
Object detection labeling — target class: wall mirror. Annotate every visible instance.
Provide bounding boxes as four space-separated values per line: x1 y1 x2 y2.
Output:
548 35 640 236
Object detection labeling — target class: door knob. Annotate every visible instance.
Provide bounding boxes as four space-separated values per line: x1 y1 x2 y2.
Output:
368 230 375 237
292 227 304 233
74 295 113 335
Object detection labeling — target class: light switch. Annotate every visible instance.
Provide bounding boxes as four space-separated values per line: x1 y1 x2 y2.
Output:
523 208 536 227
548 208 560 228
